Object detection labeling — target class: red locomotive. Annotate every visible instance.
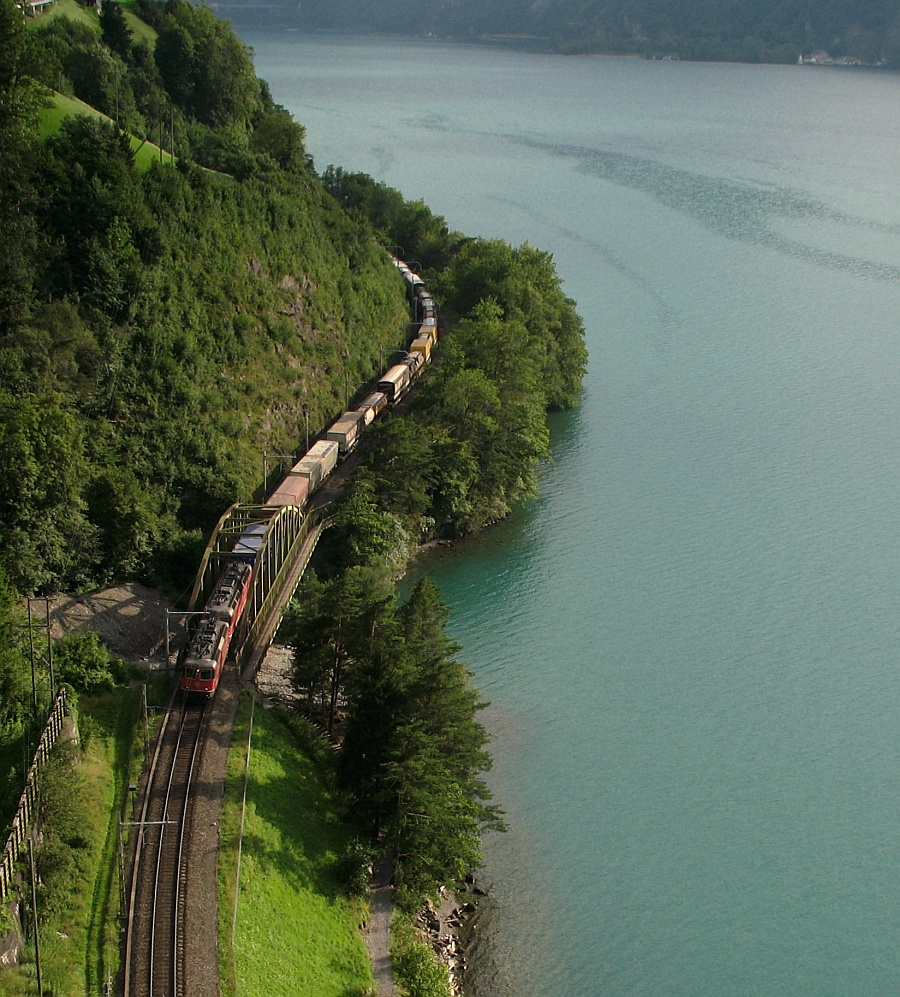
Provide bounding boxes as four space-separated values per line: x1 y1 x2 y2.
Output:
181 562 252 699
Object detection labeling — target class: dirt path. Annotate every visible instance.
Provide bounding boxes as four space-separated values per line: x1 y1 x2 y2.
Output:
366 856 397 997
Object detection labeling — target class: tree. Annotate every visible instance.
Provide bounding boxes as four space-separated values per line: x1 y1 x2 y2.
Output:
0 566 30 726
100 0 132 61
154 16 195 107
249 108 307 172
155 0 261 128
0 0 44 132
336 576 501 905
332 479 409 569
284 566 394 734
0 391 96 592
338 588 409 830
85 470 169 580
361 419 437 527
0 0 43 333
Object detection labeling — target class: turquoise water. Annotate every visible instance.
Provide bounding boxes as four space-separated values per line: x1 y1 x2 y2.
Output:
241 34 900 995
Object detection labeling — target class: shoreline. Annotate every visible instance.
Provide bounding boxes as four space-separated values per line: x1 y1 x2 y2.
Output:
417 879 485 995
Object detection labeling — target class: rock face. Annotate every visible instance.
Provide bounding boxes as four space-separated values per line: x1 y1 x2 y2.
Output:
0 900 22 967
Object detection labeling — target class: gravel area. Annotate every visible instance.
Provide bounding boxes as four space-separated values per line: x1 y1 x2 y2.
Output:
367 857 397 997
45 583 176 668
254 643 297 704
185 665 242 997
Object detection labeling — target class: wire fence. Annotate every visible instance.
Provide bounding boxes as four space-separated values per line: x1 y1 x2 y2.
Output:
0 688 72 905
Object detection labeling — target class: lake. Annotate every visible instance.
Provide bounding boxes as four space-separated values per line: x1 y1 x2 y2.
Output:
239 31 900 996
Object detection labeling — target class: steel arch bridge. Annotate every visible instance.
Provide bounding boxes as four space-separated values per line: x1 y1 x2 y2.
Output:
187 502 334 665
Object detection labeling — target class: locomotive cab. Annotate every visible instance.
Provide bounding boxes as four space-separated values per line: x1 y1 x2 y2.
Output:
181 617 229 699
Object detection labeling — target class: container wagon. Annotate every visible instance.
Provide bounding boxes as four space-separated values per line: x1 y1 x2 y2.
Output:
409 335 433 362
357 391 388 426
267 472 311 509
292 439 339 491
325 410 366 453
378 363 413 403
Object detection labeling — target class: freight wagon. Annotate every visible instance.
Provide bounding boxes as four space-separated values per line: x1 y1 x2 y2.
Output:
326 410 366 453
357 391 388 425
378 363 414 403
291 439 339 491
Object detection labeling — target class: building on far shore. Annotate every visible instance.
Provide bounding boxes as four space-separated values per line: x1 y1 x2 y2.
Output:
798 50 865 65
18 0 55 14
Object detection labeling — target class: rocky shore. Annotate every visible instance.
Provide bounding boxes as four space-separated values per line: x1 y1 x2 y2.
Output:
416 877 486 994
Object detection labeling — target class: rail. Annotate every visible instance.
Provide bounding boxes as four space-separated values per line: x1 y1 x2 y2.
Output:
123 693 206 997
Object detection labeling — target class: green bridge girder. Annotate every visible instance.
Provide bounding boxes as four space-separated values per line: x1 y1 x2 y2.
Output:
187 502 334 666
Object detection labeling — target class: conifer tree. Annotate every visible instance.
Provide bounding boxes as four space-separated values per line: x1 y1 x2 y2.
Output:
100 0 132 61
336 575 502 905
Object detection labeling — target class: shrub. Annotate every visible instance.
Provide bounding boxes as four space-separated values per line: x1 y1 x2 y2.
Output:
392 917 451 997
54 631 128 695
334 837 374 898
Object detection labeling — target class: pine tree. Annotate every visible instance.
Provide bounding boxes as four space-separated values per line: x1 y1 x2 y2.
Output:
99 0 132 61
338 575 503 905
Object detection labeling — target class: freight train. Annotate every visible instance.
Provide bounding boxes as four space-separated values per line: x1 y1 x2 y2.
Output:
179 255 438 698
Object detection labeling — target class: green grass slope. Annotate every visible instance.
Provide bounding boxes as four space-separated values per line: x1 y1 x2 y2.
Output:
220 699 373 997
2 688 145 997
39 93 174 170
28 0 99 30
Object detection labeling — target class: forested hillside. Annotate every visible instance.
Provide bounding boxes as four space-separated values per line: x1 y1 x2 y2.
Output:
218 0 900 64
1 0 412 597
0 0 586 602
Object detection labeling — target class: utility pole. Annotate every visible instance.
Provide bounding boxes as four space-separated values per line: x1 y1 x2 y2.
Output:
27 601 37 714
164 610 207 673
141 683 149 755
23 600 54 715
44 598 54 702
28 839 43 996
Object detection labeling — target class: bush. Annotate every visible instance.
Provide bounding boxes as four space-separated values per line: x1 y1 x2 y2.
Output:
54 631 128 695
36 741 92 919
334 837 374 898
392 918 452 997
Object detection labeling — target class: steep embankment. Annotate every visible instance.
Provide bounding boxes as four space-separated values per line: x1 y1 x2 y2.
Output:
1 0 410 598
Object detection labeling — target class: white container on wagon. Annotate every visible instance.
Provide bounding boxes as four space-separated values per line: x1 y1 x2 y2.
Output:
291 439 339 491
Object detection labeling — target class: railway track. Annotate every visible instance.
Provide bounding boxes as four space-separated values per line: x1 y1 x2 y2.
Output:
123 693 207 997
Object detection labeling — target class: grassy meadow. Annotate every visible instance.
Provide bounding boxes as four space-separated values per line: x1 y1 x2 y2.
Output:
38 94 175 171
1 686 146 997
219 695 374 997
